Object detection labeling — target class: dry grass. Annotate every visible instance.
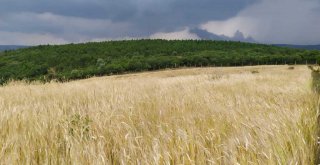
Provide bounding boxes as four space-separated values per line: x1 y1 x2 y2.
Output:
0 65 318 164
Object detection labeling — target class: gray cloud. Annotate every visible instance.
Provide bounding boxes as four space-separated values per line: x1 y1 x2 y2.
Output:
0 12 132 44
0 0 319 45
201 0 320 44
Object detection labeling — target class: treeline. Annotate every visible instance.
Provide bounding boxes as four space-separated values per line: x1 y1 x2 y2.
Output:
0 39 319 84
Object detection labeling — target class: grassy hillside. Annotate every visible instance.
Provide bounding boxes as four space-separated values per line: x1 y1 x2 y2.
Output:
0 40 320 84
0 66 317 164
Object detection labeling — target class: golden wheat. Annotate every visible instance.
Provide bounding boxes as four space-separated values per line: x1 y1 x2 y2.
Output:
0 65 318 164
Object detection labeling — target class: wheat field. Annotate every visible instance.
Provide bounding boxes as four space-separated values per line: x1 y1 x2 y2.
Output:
0 65 318 164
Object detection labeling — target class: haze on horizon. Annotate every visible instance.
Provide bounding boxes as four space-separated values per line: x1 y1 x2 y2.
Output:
0 0 319 45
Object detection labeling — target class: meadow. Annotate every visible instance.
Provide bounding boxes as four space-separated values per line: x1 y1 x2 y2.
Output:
0 65 318 164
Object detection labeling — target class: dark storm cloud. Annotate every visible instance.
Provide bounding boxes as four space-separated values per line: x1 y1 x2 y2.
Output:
0 0 137 20
0 0 319 45
0 0 256 35
130 0 256 33
0 0 255 20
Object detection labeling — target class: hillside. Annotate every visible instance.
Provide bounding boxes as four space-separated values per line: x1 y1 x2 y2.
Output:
0 39 320 84
0 66 317 164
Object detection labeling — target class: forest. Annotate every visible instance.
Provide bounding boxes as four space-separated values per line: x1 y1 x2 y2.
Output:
0 39 319 84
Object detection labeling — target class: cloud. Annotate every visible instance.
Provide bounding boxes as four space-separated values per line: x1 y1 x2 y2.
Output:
0 0 319 44
0 31 68 45
129 0 256 33
0 0 256 45
200 0 320 44
0 12 132 45
150 28 200 40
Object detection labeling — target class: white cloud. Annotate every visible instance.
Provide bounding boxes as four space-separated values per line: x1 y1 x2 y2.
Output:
150 28 200 40
201 0 320 44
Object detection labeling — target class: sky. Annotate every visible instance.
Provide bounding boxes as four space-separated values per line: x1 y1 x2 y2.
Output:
0 0 319 45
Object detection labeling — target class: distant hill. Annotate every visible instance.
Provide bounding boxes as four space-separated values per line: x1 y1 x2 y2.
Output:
0 40 319 84
274 44 320 50
0 45 29 51
190 28 256 43
188 29 320 50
